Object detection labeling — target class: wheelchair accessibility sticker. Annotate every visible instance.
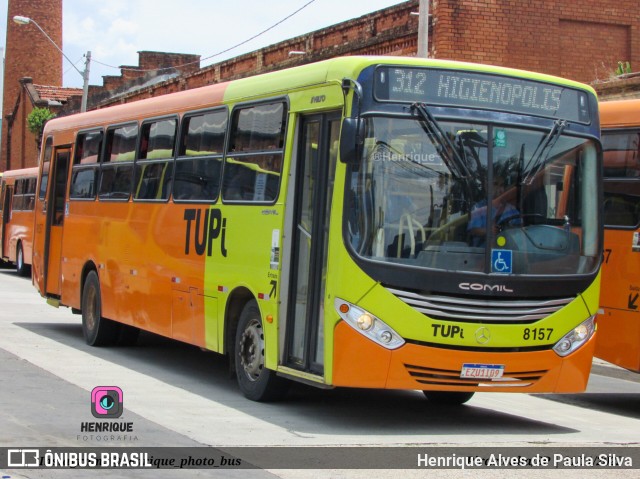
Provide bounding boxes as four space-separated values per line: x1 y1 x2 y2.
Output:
491 249 512 274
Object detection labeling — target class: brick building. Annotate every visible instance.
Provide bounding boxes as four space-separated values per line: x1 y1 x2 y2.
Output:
85 0 639 110
3 0 640 169
1 0 63 171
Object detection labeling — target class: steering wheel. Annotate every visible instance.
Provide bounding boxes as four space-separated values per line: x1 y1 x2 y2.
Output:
496 213 546 231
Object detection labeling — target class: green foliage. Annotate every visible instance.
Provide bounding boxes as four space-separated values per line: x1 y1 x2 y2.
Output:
27 107 55 137
616 61 632 76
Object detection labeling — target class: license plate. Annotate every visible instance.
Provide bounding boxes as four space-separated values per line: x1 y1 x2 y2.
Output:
460 363 505 379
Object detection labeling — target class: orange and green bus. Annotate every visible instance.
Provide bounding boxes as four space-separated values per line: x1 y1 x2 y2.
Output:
597 99 640 372
0 167 38 276
33 56 602 403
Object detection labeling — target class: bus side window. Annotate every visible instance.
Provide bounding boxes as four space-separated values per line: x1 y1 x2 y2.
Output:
604 192 638 227
174 109 226 202
134 118 176 201
222 102 286 203
70 130 102 200
39 137 53 201
99 124 137 200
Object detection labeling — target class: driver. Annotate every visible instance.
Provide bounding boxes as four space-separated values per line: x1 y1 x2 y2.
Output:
468 177 520 246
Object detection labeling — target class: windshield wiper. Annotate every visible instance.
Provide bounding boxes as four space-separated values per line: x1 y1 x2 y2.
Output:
522 119 567 185
411 102 471 179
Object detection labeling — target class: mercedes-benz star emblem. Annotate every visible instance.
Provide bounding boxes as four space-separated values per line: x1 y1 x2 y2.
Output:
475 327 491 344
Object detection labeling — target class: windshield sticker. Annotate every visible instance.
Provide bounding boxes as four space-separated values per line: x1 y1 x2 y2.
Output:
491 249 512 274
494 129 507 147
270 229 280 270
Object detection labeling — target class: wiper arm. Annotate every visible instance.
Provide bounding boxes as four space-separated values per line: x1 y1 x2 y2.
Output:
522 119 567 185
411 102 471 179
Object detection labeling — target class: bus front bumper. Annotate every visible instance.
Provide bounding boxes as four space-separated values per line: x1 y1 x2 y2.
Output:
331 320 595 393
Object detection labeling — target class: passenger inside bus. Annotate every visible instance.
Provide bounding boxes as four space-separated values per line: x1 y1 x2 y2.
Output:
468 177 520 246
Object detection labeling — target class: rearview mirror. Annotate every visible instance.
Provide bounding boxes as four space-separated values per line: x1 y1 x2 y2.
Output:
339 117 364 164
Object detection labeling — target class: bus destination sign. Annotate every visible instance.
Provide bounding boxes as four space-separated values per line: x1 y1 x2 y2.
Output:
374 66 590 123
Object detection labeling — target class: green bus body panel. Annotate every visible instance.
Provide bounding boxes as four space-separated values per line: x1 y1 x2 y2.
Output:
198 56 599 382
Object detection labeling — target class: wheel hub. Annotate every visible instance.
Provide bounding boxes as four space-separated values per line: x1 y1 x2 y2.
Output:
239 319 264 382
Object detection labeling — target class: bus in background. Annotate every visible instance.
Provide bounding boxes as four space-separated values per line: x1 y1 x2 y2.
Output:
597 99 640 372
0 167 38 276
33 56 602 403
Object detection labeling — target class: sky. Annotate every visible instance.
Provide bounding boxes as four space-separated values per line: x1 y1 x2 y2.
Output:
0 0 406 89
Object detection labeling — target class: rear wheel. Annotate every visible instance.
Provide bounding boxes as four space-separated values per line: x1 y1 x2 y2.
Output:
234 300 288 401
423 391 475 405
16 243 29 277
82 271 120 346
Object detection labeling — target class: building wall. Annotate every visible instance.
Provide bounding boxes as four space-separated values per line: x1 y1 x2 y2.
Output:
92 0 639 110
432 0 638 84
4 0 640 170
1 0 63 171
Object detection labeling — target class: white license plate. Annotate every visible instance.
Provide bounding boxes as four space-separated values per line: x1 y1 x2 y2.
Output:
460 363 505 379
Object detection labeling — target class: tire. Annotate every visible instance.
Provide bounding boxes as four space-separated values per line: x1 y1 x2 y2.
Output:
16 243 29 277
234 300 288 401
82 271 120 346
423 391 475 405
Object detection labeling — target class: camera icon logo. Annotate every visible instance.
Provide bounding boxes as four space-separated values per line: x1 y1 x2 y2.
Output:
91 386 123 418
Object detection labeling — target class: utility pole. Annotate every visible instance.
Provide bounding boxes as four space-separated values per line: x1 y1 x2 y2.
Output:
417 0 430 58
81 51 91 113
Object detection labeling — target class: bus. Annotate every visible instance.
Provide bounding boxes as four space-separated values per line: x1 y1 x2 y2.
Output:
32 56 602 403
597 99 640 372
0 167 38 276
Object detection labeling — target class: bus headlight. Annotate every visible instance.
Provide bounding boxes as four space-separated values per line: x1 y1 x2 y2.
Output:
334 298 405 350
553 315 596 357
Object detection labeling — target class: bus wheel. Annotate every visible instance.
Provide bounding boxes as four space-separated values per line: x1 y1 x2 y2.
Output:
423 391 475 405
82 271 120 346
16 243 28 277
234 300 288 401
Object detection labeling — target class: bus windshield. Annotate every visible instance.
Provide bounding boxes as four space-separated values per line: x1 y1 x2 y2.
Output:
347 115 600 276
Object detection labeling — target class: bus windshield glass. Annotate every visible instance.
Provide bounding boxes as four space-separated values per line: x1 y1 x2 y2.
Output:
346 115 600 276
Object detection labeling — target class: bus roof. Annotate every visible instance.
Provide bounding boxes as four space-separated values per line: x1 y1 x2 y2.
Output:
43 56 598 135
0 167 39 178
600 99 640 128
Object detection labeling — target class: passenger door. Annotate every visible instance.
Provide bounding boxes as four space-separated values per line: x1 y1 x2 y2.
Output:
1 185 13 259
284 112 340 375
35 145 70 299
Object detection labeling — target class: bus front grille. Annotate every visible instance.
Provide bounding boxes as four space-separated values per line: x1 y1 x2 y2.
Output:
404 363 547 388
387 287 574 324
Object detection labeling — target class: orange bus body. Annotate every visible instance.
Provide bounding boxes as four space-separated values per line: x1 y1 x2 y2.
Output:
31 57 603 403
0 167 38 275
598 99 640 372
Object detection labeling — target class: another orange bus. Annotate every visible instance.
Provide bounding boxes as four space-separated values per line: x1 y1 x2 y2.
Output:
32 57 602 403
0 167 38 276
597 99 640 372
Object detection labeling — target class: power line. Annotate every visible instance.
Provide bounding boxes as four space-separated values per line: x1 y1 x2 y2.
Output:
91 0 317 75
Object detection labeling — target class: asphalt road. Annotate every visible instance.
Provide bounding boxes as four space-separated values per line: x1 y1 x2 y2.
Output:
0 267 638 478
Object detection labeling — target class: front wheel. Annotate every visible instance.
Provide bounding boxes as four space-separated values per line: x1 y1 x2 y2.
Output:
423 391 475 405
82 271 120 346
234 300 288 401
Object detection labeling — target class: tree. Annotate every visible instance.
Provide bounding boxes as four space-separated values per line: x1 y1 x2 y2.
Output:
27 107 55 142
